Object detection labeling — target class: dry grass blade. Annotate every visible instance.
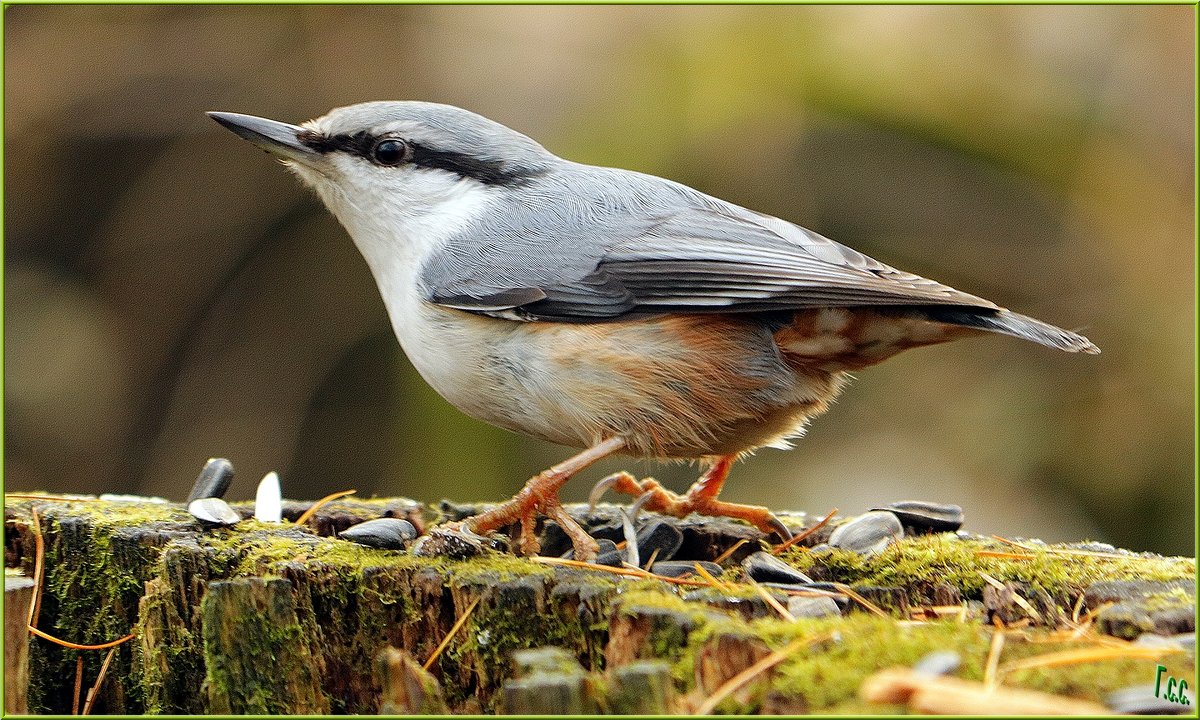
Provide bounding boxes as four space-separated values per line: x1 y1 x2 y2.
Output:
294 489 357 526
1001 645 1183 676
983 626 1005 689
423 596 480 671
533 556 709 587
73 655 84 715
833 583 888 618
697 633 829 714
748 578 794 621
979 571 1006 591
772 507 837 555
712 538 749 565
990 535 1129 560
693 562 731 590
29 627 135 651
28 506 45 629
81 646 117 715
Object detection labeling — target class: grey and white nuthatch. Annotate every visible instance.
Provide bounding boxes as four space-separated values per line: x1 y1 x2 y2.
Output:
209 102 1097 560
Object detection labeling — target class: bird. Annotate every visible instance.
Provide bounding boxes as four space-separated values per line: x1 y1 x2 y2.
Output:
208 101 1098 561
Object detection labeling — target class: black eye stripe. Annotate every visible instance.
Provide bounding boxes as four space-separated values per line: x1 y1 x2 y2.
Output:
298 129 373 156
298 130 545 187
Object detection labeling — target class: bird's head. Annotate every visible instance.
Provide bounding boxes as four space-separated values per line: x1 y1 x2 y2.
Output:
208 101 552 242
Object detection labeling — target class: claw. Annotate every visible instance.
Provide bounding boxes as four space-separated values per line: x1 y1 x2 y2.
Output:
618 507 640 568
765 514 793 542
588 471 636 510
628 490 655 526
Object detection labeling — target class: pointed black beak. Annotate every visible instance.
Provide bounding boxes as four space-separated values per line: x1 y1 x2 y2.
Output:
207 111 322 166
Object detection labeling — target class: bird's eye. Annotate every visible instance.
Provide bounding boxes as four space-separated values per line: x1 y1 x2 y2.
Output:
371 138 410 166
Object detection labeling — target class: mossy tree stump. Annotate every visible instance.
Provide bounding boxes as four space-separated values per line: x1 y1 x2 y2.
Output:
3 496 1194 714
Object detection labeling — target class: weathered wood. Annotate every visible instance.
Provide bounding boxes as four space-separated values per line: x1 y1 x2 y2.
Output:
606 660 675 714
376 647 448 714
5 574 34 714
502 647 598 714
3 495 1195 714
201 577 330 713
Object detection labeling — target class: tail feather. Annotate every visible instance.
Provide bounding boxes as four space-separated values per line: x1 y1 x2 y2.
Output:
924 306 1100 354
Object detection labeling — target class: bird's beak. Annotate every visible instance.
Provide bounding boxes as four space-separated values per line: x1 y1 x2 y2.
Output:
207 111 322 168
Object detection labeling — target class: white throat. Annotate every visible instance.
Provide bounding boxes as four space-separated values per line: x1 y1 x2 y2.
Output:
300 167 496 307
292 165 509 419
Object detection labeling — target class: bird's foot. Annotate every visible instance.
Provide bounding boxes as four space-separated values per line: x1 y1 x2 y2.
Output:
589 470 792 541
420 438 625 563
460 484 600 561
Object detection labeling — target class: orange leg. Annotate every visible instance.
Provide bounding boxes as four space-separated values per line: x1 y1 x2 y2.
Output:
462 436 626 561
590 455 792 540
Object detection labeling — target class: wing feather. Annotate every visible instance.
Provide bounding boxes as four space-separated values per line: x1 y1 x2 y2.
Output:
421 167 996 321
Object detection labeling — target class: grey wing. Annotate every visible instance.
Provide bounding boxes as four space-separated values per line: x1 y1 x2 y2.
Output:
421 176 996 321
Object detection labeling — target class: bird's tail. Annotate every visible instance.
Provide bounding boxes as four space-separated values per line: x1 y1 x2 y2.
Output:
923 306 1100 354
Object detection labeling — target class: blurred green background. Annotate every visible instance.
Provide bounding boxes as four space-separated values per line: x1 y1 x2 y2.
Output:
4 5 1194 555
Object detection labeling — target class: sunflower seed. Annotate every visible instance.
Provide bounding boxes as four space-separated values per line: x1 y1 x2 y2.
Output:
188 497 241 526
339 518 418 549
828 511 903 555
186 457 235 503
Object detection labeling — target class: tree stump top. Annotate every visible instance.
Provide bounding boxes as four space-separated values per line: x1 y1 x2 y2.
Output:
4 494 1194 714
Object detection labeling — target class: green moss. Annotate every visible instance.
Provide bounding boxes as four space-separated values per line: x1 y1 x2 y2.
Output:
201 577 328 713
450 554 556 585
784 535 1195 602
18 501 191 713
672 611 1197 714
24 499 190 528
764 614 993 710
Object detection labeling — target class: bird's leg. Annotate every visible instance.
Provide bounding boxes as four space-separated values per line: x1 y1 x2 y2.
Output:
462 436 626 561
590 456 792 540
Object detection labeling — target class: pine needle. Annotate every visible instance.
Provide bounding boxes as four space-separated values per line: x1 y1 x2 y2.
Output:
81 647 117 715
28 506 45 629
423 597 480 671
748 578 794 621
294 489 357 526
1000 645 1181 674
772 507 837 555
5 494 100 502
28 627 135 651
975 550 1035 560
990 535 1129 560
533 556 708 587
712 538 749 565
833 583 888 618
693 562 731 590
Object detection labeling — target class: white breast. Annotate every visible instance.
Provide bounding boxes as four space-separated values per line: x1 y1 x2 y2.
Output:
313 171 507 418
